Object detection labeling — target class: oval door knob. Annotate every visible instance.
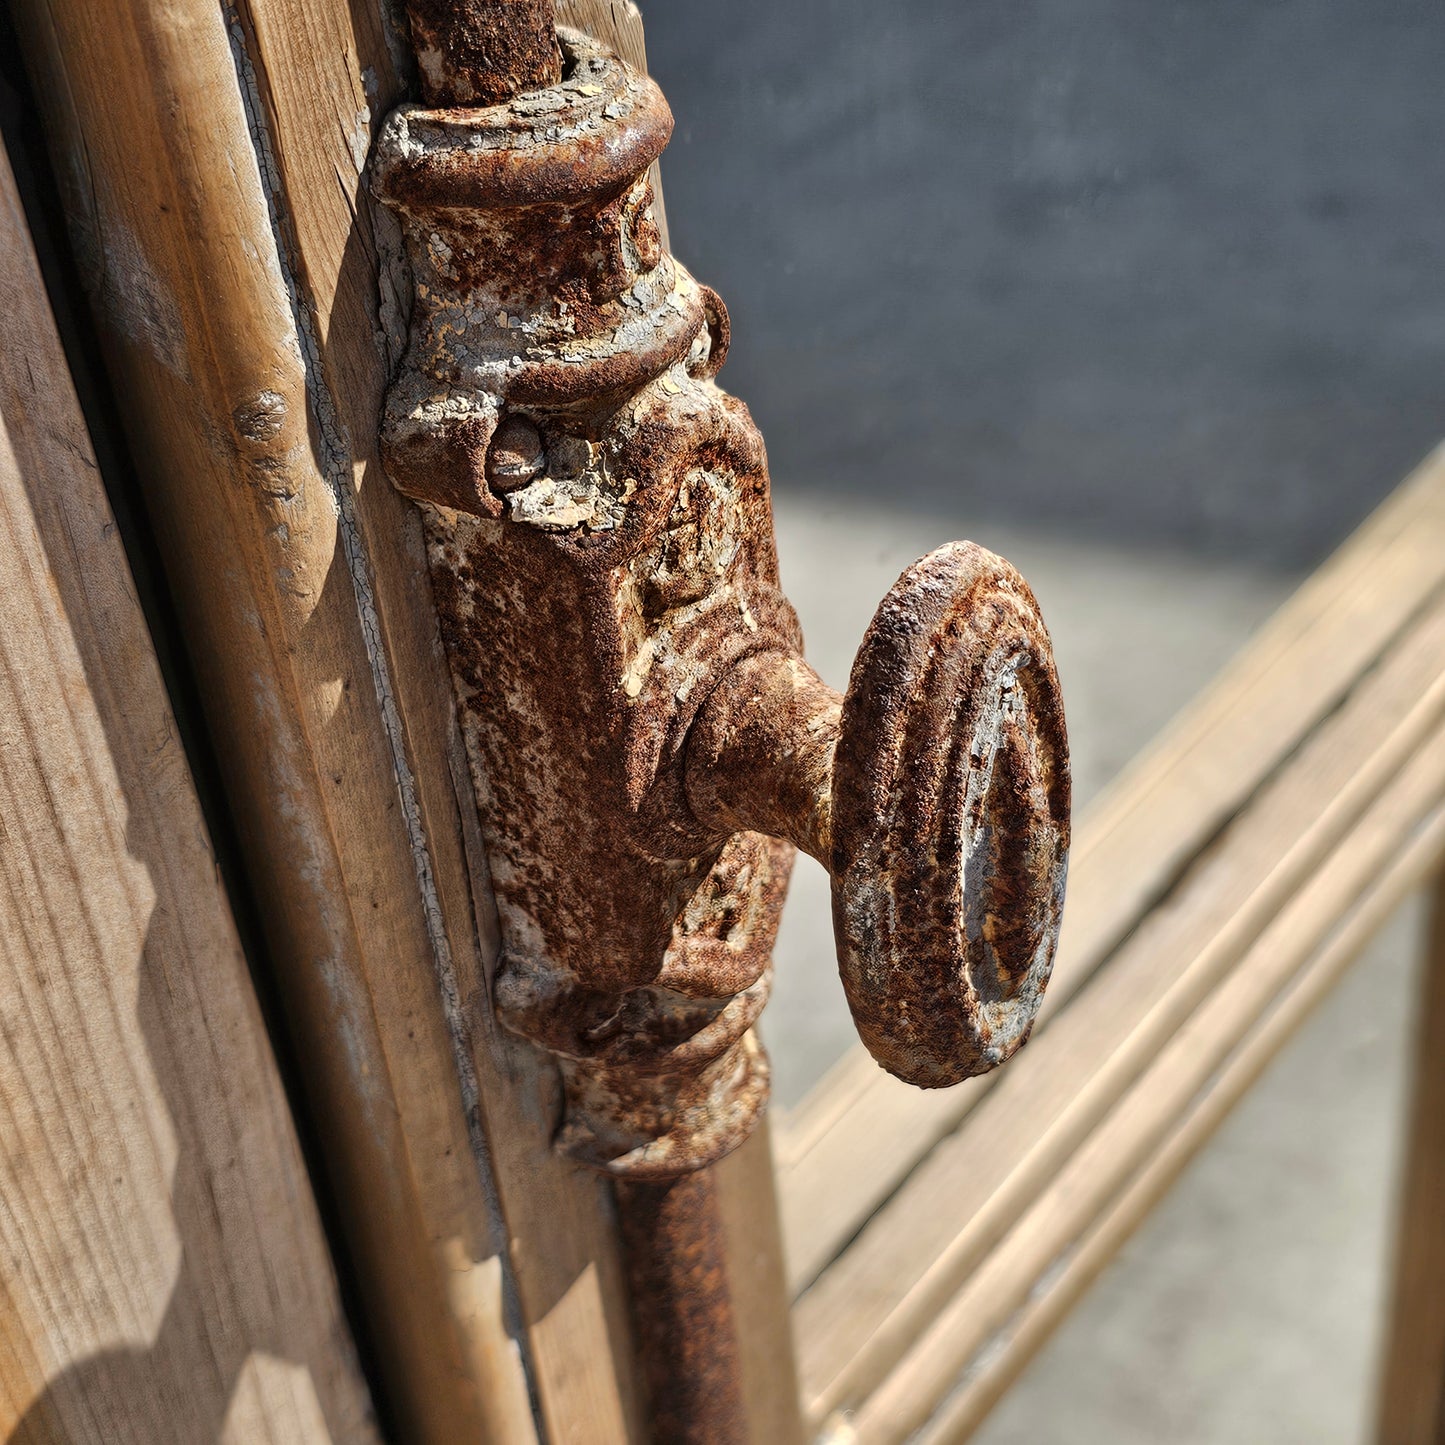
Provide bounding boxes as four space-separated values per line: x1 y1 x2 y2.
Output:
686 542 1070 1087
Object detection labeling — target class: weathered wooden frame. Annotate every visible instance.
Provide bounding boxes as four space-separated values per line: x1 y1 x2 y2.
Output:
9 0 1445 1439
0 134 377 1442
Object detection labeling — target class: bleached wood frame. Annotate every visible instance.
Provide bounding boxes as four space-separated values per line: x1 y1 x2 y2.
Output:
0 136 377 1442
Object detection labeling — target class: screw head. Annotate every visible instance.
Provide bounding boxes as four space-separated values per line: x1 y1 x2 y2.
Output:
485 416 546 493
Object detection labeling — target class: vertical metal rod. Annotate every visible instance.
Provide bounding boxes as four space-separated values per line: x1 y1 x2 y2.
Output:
402 0 561 106
615 1172 749 1445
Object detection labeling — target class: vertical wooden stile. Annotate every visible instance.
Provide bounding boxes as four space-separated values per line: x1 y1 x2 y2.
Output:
6 0 586 1437
0 136 377 1445
714 1118 807 1445
1377 870 1445 1445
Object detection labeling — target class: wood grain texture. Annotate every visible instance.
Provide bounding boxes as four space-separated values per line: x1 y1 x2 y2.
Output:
1374 867 1445 1445
713 1118 806 1445
779 445 1445 1291
0 138 376 1445
7 0 541 1438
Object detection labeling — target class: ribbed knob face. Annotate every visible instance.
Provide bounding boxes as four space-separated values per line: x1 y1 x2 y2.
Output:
831 542 1071 1088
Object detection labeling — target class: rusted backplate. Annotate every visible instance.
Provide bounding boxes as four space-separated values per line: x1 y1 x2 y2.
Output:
373 13 1070 1182
375 27 798 1177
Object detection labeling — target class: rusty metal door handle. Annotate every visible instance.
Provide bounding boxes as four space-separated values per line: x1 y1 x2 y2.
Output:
686 542 1068 1090
373 13 1069 1180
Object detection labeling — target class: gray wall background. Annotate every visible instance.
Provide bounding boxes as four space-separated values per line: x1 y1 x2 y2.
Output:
645 0 1445 567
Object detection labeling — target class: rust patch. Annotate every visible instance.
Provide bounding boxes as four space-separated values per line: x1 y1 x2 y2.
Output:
403 0 562 108
830 545 1070 1085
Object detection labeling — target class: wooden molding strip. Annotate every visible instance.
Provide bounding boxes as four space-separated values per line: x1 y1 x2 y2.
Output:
0 137 377 1443
798 585 1445 1420
1374 870 1445 1444
908 805 1445 1445
778 445 1445 1288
